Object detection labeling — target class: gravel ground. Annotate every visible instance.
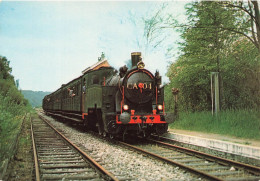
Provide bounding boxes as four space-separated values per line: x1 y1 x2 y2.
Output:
41 114 203 181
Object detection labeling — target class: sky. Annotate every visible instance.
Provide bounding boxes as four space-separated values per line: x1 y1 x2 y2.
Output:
0 1 187 92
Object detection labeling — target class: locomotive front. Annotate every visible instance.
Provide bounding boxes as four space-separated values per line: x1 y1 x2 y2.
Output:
116 52 168 136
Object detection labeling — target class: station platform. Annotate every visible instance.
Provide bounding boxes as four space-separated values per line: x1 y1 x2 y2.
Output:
164 129 260 164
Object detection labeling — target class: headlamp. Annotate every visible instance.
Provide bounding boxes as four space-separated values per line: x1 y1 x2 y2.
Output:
123 105 129 111
157 105 163 111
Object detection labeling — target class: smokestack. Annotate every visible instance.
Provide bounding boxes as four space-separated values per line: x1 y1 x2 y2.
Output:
131 52 141 68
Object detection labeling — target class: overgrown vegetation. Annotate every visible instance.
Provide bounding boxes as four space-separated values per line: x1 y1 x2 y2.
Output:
0 56 31 164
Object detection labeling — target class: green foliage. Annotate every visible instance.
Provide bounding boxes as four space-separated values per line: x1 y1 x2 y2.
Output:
221 39 260 109
0 56 14 80
166 1 260 112
0 56 31 162
0 93 30 162
164 82 175 111
169 110 260 140
0 56 28 106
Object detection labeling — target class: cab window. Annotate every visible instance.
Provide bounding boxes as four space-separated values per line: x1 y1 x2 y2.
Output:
92 75 99 85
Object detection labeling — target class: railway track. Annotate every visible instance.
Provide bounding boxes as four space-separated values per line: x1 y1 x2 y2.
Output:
120 138 260 181
31 115 118 181
37 112 260 180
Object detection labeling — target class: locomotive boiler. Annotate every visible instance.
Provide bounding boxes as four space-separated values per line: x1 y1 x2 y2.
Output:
43 52 169 139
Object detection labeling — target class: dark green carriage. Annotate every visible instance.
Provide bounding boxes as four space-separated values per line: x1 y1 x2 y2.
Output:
81 67 115 112
61 77 81 113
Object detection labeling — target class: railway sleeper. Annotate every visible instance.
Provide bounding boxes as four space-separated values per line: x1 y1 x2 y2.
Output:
35 140 65 143
35 139 59 142
41 174 100 180
41 168 94 174
34 132 56 134
38 150 76 153
162 153 184 156
143 150 174 154
185 162 215 166
167 156 191 159
39 157 83 161
41 160 85 164
209 170 245 176
175 158 202 163
38 152 79 156
38 145 70 148
34 134 57 136
37 148 71 152
196 166 230 171
39 155 82 159
160 153 184 156
34 136 58 139
41 163 87 169
36 143 67 146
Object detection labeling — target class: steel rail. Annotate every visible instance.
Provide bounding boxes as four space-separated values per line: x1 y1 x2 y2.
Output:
39 115 119 181
30 116 41 181
119 141 223 181
150 137 260 175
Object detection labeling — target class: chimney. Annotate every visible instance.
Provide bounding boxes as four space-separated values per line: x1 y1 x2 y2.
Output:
131 52 141 68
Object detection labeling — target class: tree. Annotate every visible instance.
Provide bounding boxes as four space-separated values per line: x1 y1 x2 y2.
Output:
165 1 260 111
142 3 169 51
221 38 260 109
0 56 28 105
173 1 238 110
127 2 177 58
141 1 260 54
222 1 260 53
0 56 14 81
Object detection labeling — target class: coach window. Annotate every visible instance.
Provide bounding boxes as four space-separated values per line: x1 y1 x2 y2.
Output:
92 75 99 85
74 85 77 96
83 78 86 93
77 83 80 95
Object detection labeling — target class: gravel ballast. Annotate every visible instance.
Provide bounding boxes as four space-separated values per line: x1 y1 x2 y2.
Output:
41 114 202 181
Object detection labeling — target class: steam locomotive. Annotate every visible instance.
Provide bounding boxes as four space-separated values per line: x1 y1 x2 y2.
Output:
43 52 169 139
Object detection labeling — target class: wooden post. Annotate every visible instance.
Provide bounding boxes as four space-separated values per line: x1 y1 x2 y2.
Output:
211 72 220 116
171 88 179 119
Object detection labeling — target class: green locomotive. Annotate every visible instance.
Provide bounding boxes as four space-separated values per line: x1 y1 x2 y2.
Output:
43 52 168 139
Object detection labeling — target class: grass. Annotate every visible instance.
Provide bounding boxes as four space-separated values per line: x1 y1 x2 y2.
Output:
0 94 31 163
169 109 260 140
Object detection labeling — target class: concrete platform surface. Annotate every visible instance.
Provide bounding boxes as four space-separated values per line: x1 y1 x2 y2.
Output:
165 129 260 161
